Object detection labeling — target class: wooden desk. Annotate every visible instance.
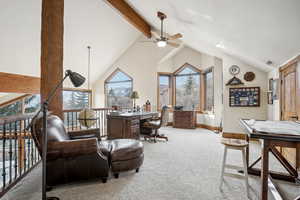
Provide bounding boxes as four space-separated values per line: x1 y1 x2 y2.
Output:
240 119 300 200
107 112 158 139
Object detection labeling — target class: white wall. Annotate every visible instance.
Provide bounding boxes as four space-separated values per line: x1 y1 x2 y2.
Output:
93 36 270 132
222 55 268 133
267 68 280 120
93 36 224 127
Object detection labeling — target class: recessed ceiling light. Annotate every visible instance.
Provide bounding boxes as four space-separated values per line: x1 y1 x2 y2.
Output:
216 41 225 49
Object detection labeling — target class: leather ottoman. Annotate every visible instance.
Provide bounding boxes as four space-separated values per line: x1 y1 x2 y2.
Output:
110 139 144 178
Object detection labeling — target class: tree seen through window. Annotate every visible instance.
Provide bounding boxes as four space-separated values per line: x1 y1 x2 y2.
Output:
105 69 133 108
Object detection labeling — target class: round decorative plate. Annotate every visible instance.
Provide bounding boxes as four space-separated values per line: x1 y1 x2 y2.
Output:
229 65 240 75
244 72 255 82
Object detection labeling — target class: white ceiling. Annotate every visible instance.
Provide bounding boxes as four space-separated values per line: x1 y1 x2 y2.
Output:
127 0 300 71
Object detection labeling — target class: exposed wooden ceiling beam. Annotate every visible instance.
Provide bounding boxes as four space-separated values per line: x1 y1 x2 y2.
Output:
104 0 152 38
0 72 40 94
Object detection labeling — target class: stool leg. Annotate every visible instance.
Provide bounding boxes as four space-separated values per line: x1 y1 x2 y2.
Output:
242 148 249 198
220 146 228 190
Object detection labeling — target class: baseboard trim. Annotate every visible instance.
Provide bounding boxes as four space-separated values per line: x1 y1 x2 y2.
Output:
222 132 247 140
167 122 222 132
196 124 222 132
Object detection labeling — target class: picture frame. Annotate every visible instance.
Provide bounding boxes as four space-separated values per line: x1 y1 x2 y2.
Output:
272 79 279 100
268 78 273 91
267 91 273 104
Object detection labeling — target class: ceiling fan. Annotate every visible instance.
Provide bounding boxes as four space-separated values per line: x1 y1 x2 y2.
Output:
143 11 183 48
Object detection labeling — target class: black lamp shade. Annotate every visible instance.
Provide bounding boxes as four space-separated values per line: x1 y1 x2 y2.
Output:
66 70 86 87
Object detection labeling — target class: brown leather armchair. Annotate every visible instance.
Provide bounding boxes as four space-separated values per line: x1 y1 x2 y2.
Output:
31 115 110 186
142 106 170 142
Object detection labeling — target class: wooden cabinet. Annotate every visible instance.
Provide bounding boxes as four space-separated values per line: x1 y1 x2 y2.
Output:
107 112 158 139
173 111 196 129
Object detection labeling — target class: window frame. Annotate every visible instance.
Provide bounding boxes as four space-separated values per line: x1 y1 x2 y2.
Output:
174 63 203 112
203 67 214 112
157 72 173 111
104 68 133 108
63 88 92 110
156 63 214 113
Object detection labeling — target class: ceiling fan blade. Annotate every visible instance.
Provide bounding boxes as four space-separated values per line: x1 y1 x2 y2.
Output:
151 31 160 39
139 40 155 43
167 41 180 47
168 33 183 40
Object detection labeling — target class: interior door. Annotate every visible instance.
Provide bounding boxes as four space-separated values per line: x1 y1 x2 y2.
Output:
281 63 298 121
280 61 300 168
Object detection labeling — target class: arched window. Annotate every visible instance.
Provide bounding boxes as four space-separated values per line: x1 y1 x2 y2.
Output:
105 69 133 108
174 63 201 110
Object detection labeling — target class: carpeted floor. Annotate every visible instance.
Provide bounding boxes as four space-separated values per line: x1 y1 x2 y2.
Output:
2 128 300 200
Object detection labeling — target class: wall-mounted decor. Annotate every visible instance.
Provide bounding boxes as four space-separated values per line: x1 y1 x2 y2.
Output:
244 72 255 82
229 65 240 76
268 78 273 91
271 79 279 100
267 91 273 104
226 76 244 86
226 65 244 86
229 87 260 107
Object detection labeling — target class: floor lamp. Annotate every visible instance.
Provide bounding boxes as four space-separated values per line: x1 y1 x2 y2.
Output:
29 70 85 200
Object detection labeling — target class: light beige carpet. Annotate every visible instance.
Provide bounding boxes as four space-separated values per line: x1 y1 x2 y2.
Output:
2 127 300 200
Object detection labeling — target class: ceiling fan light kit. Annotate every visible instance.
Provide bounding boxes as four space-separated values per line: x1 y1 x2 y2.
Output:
157 40 167 47
141 11 183 48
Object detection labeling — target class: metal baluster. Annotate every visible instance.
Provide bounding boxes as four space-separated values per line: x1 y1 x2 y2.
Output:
27 119 31 169
101 110 105 136
75 111 78 130
2 123 7 189
67 112 70 131
71 112 74 131
31 125 34 166
9 123 12 183
23 120 26 173
97 110 100 129
14 121 18 180
79 111 82 130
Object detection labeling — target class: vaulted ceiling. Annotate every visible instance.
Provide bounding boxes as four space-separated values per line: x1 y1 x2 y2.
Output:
127 0 300 71
0 0 140 86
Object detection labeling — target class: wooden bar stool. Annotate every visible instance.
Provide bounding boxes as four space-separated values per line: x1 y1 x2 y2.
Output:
220 138 249 198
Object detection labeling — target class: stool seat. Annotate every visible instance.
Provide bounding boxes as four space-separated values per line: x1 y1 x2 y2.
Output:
221 138 248 147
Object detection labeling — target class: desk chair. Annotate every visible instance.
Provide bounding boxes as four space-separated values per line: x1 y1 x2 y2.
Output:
142 106 169 142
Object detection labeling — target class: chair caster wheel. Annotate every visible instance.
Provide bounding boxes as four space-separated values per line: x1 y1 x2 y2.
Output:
114 173 119 179
136 168 139 173
102 178 107 183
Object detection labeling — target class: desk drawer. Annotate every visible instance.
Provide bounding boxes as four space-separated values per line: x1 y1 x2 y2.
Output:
131 119 140 125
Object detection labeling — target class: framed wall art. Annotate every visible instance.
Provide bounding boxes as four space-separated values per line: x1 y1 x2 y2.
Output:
229 87 260 107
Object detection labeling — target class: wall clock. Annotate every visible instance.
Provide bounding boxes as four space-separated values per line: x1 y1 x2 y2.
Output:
244 72 255 82
229 65 240 76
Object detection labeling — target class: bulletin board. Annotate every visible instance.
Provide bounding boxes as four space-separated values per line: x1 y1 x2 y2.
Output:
229 87 260 107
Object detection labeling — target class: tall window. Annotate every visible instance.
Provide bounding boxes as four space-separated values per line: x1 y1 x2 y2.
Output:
105 69 133 108
63 89 91 110
0 94 40 117
24 94 40 113
204 68 214 111
175 63 201 110
158 73 172 109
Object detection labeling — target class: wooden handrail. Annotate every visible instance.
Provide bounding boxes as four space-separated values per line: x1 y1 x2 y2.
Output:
0 113 35 125
63 108 113 112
